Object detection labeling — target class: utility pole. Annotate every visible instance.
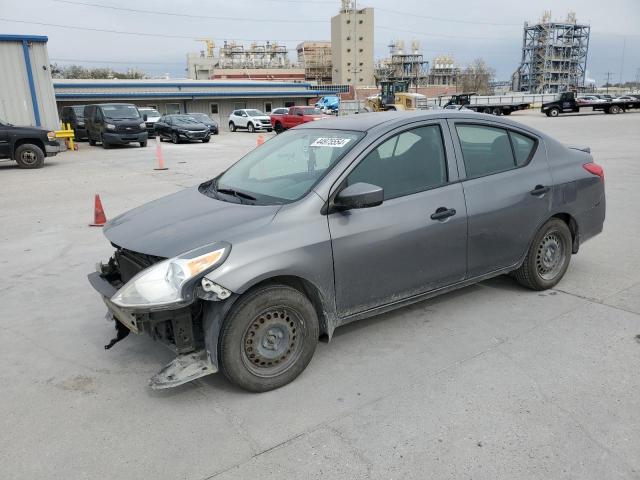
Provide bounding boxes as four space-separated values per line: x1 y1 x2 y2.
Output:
604 71 614 95
352 0 359 105
619 36 626 85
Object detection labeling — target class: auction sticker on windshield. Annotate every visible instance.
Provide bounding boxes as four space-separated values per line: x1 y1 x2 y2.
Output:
311 137 352 148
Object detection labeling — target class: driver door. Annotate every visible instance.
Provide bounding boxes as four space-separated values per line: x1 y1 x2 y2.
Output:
328 122 467 318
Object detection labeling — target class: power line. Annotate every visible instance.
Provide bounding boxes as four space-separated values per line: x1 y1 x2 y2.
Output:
52 0 327 23
0 17 311 42
375 7 521 27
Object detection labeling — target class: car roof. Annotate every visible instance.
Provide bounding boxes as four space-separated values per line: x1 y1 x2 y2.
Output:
295 110 549 138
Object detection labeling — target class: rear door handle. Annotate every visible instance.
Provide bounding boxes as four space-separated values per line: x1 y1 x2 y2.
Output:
430 207 456 221
530 185 550 196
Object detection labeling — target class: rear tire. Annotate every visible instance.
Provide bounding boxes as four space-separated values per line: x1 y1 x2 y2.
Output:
140 141 147 147
514 218 572 291
14 144 45 169
89 138 96 146
492 107 502 116
219 284 319 392
610 105 621 114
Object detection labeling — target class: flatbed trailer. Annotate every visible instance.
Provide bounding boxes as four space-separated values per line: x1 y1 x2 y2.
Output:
443 92 533 115
542 92 640 117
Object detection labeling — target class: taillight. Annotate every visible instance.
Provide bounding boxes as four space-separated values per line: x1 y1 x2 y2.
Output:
583 162 604 181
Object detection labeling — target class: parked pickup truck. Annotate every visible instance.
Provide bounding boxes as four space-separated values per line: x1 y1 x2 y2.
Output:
270 106 328 133
542 91 640 117
0 118 60 168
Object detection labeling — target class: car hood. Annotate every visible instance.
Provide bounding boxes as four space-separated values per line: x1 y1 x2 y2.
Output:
103 186 281 258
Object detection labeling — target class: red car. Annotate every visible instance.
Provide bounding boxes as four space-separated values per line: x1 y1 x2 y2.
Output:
270 106 328 133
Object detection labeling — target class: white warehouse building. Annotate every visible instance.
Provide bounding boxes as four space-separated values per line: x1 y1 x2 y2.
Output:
54 80 340 125
0 34 59 130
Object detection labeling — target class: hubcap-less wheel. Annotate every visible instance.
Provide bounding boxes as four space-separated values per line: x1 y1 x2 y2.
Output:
172 133 178 144
242 307 304 377
536 232 565 281
20 149 38 166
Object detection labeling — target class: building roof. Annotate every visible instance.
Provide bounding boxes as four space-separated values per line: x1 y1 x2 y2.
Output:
0 34 48 43
53 79 338 101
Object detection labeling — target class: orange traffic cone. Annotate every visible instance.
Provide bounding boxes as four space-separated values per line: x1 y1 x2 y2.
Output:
256 134 265 146
89 194 107 227
154 135 168 170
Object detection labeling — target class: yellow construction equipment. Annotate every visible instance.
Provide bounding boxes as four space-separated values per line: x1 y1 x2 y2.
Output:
364 81 427 112
196 39 216 58
55 122 76 150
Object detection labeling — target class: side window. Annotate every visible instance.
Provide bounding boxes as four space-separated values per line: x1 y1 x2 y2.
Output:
456 124 515 178
510 131 536 166
347 125 448 200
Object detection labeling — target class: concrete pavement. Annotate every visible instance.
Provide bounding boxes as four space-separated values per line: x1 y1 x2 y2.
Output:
0 111 639 479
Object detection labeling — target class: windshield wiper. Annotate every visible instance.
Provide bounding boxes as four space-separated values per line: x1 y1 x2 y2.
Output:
216 188 257 203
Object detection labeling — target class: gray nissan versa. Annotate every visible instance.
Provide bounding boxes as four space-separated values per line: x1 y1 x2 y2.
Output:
88 111 605 392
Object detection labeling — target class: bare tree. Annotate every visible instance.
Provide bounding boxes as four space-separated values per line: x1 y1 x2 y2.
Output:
460 59 495 95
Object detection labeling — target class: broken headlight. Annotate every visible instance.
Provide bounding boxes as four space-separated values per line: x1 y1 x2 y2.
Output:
111 242 230 309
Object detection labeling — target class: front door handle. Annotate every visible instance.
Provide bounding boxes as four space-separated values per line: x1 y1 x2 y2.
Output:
530 185 550 196
430 207 456 221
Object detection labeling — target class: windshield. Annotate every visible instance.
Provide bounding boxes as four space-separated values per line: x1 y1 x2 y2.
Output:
212 129 364 204
72 106 85 116
189 113 211 122
140 108 160 117
246 109 265 117
302 107 321 115
172 115 200 124
102 105 141 120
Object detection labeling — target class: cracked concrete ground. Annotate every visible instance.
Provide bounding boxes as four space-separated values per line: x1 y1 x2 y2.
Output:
1 111 639 480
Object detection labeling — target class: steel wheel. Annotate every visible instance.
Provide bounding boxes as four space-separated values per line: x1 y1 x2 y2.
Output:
218 284 319 392
536 232 565 281
514 218 572 291
241 306 304 378
20 149 38 165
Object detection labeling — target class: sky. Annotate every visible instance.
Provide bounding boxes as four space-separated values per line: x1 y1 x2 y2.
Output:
1 0 638 85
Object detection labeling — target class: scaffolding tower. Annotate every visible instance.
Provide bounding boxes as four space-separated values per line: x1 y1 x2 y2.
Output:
516 11 590 93
374 40 429 87
297 41 332 84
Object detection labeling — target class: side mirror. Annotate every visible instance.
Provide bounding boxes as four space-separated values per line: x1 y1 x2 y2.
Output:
143 114 148 121
333 182 384 211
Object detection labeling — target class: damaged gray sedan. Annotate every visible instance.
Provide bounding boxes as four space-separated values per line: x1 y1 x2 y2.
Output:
89 111 605 392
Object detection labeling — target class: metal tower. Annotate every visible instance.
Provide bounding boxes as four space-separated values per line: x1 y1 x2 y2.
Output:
516 11 590 93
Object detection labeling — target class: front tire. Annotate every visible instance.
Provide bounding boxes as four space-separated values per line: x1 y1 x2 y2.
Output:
171 132 179 144
140 141 147 147
248 123 255 133
229 122 236 132
274 122 284 134
219 285 319 392
202 138 210 143
514 218 572 290
548 107 560 117
14 144 45 169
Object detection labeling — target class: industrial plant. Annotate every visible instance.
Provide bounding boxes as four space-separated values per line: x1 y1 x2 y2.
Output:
513 11 591 93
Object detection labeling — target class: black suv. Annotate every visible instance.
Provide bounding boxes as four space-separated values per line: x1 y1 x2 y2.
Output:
60 105 87 140
84 104 148 149
0 118 60 169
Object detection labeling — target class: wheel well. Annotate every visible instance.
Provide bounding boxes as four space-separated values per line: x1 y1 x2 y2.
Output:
13 138 45 157
552 213 579 253
245 275 330 338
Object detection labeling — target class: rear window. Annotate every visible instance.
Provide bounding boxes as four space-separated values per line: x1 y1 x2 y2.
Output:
456 124 537 178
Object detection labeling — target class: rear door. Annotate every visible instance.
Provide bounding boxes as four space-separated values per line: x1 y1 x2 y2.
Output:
328 121 467 317
449 119 552 277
